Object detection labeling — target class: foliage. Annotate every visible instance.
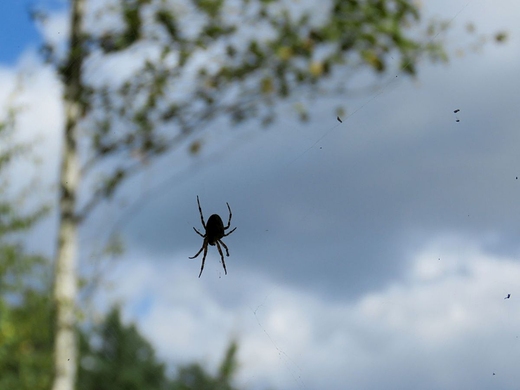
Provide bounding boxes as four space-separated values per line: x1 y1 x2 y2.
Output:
0 111 54 390
0 109 49 235
77 306 170 390
77 306 242 390
0 247 54 390
170 340 240 390
36 0 457 217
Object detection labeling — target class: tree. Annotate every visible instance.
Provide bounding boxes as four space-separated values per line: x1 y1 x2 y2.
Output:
0 261 54 390
78 306 242 390
171 340 241 390
51 1 85 388
0 103 53 390
32 1 487 389
77 306 170 390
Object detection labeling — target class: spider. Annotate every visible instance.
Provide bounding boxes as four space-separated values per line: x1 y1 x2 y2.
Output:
189 195 237 277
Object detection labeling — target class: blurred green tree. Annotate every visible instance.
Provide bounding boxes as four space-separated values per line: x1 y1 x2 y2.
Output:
0 248 53 390
77 306 169 390
171 340 240 390
77 306 242 390
0 105 53 390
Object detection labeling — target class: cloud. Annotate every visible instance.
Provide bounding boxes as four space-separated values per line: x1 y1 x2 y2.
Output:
107 235 520 389
0 50 62 254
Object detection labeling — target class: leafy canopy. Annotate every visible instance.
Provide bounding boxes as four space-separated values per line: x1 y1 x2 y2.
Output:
37 0 451 214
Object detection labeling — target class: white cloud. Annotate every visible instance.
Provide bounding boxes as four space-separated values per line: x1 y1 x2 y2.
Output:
0 51 63 254
36 10 70 62
0 49 63 172
108 235 520 390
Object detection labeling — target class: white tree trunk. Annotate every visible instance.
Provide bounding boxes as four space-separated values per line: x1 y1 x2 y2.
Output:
52 0 85 389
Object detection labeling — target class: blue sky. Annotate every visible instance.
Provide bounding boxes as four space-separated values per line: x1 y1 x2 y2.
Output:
2 1 520 390
0 1 65 64
0 1 39 64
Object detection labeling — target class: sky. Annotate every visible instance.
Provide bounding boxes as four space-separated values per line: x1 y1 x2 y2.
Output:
1 0 520 389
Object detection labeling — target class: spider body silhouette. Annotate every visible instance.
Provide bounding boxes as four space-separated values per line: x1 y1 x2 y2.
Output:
189 196 236 277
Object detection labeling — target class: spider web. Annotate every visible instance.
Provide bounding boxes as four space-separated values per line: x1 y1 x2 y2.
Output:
7 1 520 389
80 2 487 389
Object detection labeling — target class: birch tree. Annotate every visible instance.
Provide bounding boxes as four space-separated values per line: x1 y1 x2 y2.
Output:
52 0 85 388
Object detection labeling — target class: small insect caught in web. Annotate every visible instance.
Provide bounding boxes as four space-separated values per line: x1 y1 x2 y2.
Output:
453 109 461 122
337 116 343 123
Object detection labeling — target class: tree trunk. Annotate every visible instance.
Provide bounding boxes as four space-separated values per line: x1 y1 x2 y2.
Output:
52 0 85 389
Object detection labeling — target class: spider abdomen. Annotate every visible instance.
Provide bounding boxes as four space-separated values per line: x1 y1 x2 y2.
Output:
206 214 225 245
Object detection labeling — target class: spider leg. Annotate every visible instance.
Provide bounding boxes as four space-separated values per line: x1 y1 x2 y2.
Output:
189 242 205 259
198 244 209 278
215 241 227 275
219 239 230 257
196 195 206 229
224 202 233 229
193 227 205 238
223 226 236 237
